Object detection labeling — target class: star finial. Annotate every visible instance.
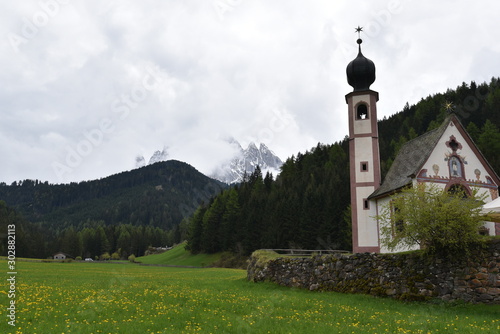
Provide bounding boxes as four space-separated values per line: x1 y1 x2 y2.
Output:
444 101 455 113
355 26 363 45
355 26 363 38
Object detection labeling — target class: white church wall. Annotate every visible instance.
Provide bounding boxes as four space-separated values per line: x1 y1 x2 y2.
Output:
375 196 420 254
419 121 497 202
354 137 375 183
356 186 379 248
415 120 498 237
376 179 498 254
483 221 496 236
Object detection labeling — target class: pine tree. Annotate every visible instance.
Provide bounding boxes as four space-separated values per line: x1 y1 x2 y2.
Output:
201 196 226 253
116 227 132 258
219 188 240 251
60 226 82 258
478 120 500 172
186 206 206 254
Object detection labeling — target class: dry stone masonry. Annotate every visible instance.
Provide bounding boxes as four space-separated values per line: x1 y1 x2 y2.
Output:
247 240 500 304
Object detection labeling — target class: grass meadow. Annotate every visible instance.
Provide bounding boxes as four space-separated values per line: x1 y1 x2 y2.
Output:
1 260 500 334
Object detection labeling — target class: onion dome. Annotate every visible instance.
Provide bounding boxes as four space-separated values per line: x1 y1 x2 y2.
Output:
346 38 376 92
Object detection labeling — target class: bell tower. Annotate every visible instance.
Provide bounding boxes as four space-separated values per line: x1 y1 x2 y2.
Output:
346 27 381 253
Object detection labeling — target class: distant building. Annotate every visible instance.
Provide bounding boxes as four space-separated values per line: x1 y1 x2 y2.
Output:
346 36 500 253
53 252 73 260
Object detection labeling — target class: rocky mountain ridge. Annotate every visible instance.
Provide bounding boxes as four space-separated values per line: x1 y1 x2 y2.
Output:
136 140 283 184
209 140 283 184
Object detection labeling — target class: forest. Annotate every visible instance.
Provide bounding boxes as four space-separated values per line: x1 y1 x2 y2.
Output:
1 77 500 259
0 160 223 258
0 200 181 260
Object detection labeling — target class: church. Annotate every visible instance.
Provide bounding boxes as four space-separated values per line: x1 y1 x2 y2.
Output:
345 34 500 253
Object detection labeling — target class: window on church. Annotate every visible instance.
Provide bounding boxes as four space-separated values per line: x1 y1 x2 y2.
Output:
478 226 490 236
361 161 368 172
363 199 369 210
391 203 404 236
449 140 459 152
447 184 469 198
394 219 404 234
356 104 368 120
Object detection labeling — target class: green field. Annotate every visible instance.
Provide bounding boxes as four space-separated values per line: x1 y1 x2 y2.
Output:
1 261 499 334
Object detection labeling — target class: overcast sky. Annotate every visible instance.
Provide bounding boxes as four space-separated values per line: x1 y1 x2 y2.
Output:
1 0 499 184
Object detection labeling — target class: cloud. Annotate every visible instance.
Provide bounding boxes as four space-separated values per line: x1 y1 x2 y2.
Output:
1 0 499 183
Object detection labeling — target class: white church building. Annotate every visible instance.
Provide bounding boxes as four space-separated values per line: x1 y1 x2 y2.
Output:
346 36 500 253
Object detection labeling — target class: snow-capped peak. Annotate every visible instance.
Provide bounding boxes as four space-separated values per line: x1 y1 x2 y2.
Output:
135 147 169 168
148 148 169 165
210 140 283 184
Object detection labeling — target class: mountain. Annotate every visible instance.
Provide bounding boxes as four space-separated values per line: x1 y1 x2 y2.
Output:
210 140 283 184
135 155 146 168
0 160 226 231
137 141 283 184
136 147 169 168
148 147 169 165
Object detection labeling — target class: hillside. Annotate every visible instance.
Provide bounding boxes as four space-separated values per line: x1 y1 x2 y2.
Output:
0 160 226 259
0 160 226 230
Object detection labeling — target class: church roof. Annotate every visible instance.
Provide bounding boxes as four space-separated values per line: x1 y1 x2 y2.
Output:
368 115 452 199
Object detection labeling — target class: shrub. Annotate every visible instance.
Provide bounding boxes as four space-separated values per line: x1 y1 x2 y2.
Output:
377 183 487 255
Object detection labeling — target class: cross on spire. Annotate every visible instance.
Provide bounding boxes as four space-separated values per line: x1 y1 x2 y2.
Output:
355 26 363 39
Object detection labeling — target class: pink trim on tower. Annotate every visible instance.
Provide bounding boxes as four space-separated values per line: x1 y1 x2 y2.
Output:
346 90 381 254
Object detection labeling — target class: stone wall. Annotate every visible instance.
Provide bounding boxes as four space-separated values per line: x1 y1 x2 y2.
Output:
247 240 500 304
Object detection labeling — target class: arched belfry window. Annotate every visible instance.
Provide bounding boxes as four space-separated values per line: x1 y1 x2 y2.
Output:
356 103 368 120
